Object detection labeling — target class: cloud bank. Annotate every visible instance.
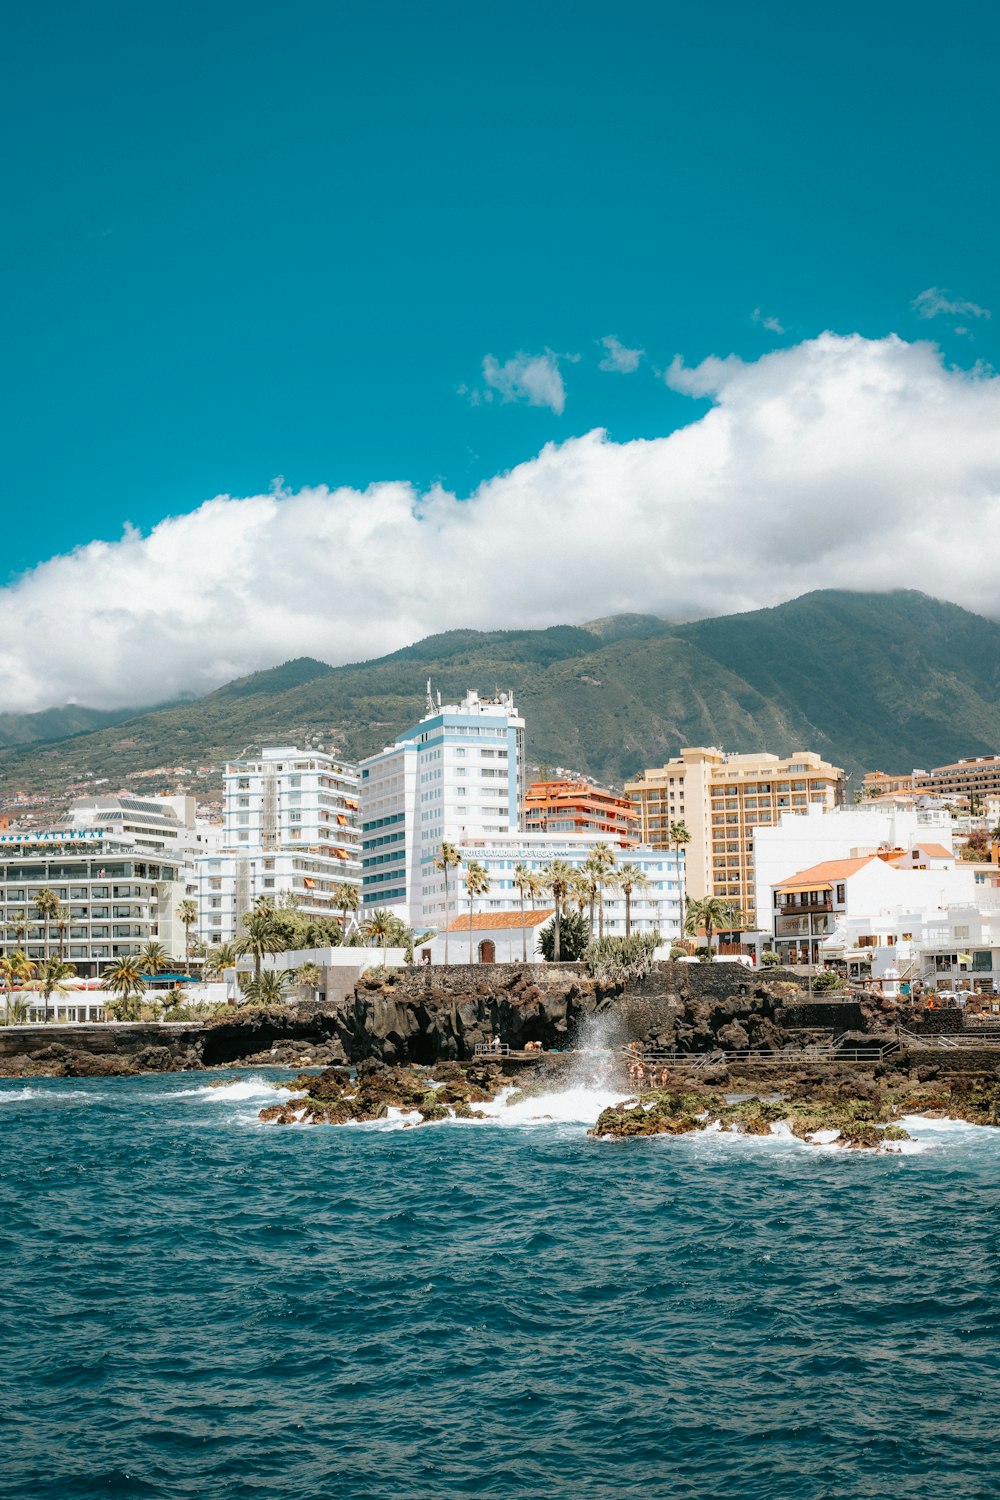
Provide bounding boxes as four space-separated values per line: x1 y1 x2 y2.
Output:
6 332 1000 713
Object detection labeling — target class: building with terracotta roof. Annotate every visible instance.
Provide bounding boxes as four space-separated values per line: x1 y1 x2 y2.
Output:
768 843 1000 981
428 908 555 964
522 779 638 842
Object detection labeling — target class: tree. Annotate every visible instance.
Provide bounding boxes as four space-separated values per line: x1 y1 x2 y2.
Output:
101 957 146 1021
542 860 575 961
513 863 544 963
295 962 323 995
176 899 198 968
433 843 461 963
580 857 602 935
463 860 491 964
616 863 650 938
239 968 293 1007
34 887 61 963
237 905 287 982
363 908 396 959
667 821 691 936
539 909 590 962
685 897 747 956
203 942 239 979
588 842 617 940
138 941 170 976
29 957 77 1024
0 950 34 1025
53 904 70 963
333 882 360 935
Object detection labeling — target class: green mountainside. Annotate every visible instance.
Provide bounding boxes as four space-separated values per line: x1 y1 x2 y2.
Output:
2 589 999 803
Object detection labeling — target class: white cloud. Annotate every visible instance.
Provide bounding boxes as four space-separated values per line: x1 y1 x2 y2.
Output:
752 308 785 334
479 350 566 413
6 332 1000 714
598 335 644 373
913 287 991 322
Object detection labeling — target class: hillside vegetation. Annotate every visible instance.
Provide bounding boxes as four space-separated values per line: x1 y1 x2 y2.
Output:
2 589 999 799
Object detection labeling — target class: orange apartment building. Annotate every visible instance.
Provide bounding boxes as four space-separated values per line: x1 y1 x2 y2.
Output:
522 779 639 844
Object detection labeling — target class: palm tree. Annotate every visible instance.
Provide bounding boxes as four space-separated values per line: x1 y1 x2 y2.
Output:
34 888 61 963
240 968 293 1007
580 857 602 935
588 842 617 940
30 957 77 1024
5 917 27 954
333 881 360 935
433 842 462 963
237 905 286 983
138 941 170 976
363 908 396 959
295 961 322 996
463 860 491 964
667 821 691 936
204 941 238 980
101 956 146 1021
176 899 198 969
513 862 539 963
53 903 70 962
0 950 35 1024
685 897 747 956
543 860 575 962
616 863 650 938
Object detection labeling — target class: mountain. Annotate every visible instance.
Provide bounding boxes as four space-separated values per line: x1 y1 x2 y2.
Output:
2 589 999 803
0 703 151 750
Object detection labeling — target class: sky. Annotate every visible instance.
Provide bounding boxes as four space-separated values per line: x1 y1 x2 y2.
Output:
3 0 1000 711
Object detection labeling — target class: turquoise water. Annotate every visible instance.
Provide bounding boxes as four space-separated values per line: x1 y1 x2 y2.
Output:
1 1071 998 1500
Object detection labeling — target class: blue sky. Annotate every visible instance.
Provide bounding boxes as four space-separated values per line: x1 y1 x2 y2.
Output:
3 0 1000 709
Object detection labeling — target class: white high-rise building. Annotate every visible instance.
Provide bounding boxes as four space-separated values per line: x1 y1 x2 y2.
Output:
195 747 361 945
359 689 525 927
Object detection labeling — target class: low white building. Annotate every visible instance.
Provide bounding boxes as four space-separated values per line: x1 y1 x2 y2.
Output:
428 909 555 965
770 843 1000 985
753 803 957 930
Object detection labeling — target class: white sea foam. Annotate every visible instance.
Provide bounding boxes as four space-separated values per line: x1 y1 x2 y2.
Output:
471 1084 628 1128
0 1088 39 1102
178 1078 299 1102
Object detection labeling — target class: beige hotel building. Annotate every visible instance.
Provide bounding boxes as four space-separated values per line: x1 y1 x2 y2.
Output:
624 747 845 928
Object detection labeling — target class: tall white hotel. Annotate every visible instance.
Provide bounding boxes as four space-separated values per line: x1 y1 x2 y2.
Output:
359 688 525 928
195 746 362 944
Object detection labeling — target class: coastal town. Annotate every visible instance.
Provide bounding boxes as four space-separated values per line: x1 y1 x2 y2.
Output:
2 680 1000 1024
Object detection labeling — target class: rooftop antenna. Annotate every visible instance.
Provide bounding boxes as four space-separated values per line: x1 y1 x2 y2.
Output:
425 678 434 714
437 690 441 707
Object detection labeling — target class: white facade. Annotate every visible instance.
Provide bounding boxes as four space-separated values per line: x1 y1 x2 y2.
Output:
359 689 525 927
195 746 361 945
753 804 956 932
0 830 185 977
445 832 684 942
768 842 1000 985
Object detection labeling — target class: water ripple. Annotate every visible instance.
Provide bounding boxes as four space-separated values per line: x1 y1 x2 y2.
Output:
1 1071 998 1500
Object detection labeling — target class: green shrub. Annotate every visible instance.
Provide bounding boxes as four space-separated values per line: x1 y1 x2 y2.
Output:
539 910 591 962
810 969 843 992
586 932 659 983
760 950 781 967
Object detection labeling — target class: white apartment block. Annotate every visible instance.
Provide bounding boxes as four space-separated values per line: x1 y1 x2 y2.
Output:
0 829 185 977
359 689 525 927
195 746 361 945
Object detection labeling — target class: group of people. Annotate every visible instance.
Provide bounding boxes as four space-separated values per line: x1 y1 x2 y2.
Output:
626 1057 670 1092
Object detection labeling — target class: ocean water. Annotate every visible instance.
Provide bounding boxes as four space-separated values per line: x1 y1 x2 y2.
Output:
1 1072 999 1500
